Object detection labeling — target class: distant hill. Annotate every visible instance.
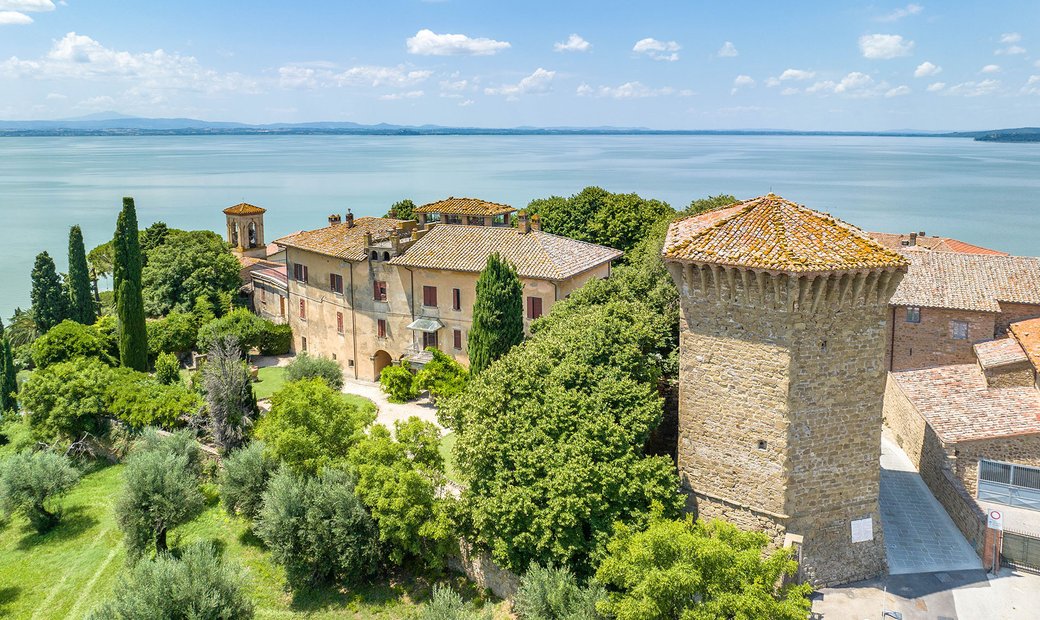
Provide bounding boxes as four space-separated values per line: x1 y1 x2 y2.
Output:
0 113 991 137
948 128 1040 143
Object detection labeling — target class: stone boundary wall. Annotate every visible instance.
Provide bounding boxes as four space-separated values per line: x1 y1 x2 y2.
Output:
448 540 519 600
882 377 986 554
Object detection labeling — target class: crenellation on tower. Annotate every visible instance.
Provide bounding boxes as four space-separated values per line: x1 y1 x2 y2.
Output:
664 194 908 586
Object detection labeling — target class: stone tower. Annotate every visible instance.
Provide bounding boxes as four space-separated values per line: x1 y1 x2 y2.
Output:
224 202 268 258
662 195 908 586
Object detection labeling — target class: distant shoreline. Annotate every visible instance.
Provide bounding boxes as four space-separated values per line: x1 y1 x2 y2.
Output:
0 128 968 138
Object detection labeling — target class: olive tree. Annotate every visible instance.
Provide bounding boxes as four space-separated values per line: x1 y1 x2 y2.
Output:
0 450 80 533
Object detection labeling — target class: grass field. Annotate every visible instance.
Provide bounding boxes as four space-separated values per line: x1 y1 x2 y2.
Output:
252 366 288 401
439 433 460 484
0 461 499 619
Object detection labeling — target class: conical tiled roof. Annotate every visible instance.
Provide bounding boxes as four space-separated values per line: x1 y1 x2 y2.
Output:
663 194 908 273
223 202 266 215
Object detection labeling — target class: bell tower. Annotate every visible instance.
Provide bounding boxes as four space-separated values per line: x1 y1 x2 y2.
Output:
663 195 908 586
224 202 267 259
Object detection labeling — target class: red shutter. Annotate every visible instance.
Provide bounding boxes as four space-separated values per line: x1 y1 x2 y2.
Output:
424 286 437 307
374 281 387 301
453 329 462 349
453 288 461 311
299 299 306 319
336 312 343 334
527 296 543 319
378 319 386 339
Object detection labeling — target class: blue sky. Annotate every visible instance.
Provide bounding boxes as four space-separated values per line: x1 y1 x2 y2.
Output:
2 1 1039 130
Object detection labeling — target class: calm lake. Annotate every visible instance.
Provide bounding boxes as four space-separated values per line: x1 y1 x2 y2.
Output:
2 134 1039 318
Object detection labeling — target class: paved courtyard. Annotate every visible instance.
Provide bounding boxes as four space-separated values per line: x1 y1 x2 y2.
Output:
878 435 982 575
341 378 442 432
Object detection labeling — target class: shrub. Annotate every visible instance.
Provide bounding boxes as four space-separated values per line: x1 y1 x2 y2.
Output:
20 358 112 444
256 467 380 588
379 363 417 403
154 351 181 385
88 541 254 619
133 428 206 478
202 336 258 454
0 450 80 533
258 322 292 356
417 586 493 620
105 371 200 429
116 433 204 559
30 320 115 368
350 420 452 568
595 516 812 620
147 311 198 357
196 308 265 356
255 378 374 474
220 441 276 521
285 353 343 389
514 564 604 620
414 347 468 402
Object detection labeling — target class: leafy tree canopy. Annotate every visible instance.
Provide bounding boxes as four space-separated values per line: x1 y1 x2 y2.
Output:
255 378 375 474
595 516 812 620
220 440 276 522
30 319 116 368
467 253 524 375
30 251 67 332
385 198 416 220
285 353 344 390
20 358 112 444
525 187 674 254
105 368 200 429
414 347 469 403
147 311 199 357
379 363 418 403
514 564 604 620
142 229 241 317
0 450 80 533
442 300 682 576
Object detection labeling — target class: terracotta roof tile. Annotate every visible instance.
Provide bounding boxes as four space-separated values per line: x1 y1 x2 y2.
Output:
663 194 908 273
414 197 515 216
388 225 621 280
889 251 1040 312
973 338 1029 371
1010 317 1040 372
223 203 266 216
868 232 1007 256
273 217 403 261
892 364 1040 442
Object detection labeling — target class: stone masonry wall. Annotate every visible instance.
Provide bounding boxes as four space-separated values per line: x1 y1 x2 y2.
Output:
673 263 902 586
995 302 1040 336
951 435 1040 496
890 306 995 371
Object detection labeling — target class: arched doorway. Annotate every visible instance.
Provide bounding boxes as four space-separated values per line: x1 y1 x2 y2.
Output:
372 350 393 380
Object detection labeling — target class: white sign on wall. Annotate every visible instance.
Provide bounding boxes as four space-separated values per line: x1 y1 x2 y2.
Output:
851 517 873 543
988 510 1003 531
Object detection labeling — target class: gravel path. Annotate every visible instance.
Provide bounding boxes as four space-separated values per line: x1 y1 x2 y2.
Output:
341 378 442 432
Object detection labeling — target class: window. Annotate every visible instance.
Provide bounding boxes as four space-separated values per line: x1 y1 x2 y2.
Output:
260 287 266 304
383 251 391 261
374 280 387 301
467 216 485 226
906 307 921 323
492 214 506 226
299 299 306 319
336 312 344 334
371 251 378 261
330 273 344 294
301 336 308 352
423 330 438 349
453 329 462 350
452 288 461 311
423 285 438 307
526 296 543 320
377 319 387 339
293 263 309 283
445 214 462 225
951 320 969 340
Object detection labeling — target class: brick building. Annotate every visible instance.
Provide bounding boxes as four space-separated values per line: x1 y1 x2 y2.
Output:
887 251 1040 370
663 194 908 586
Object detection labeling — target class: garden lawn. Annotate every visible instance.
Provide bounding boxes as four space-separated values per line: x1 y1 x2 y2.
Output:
0 458 499 619
439 432 460 484
252 365 287 400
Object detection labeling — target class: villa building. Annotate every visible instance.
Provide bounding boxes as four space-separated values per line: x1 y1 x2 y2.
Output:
267 198 621 380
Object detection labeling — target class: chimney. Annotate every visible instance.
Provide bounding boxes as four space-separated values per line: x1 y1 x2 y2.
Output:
363 232 372 246
530 214 541 232
345 209 355 228
919 231 926 237
909 232 918 246
328 213 342 226
518 210 530 234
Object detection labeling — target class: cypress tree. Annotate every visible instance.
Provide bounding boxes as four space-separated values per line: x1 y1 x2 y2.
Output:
467 252 524 375
0 319 16 414
30 251 66 332
67 225 97 325
113 197 149 371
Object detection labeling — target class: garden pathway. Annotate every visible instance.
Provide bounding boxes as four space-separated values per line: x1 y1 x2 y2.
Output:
341 378 442 432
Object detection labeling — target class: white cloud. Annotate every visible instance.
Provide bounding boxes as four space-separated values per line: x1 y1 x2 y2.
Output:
1001 33 1022 44
996 45 1026 55
0 10 31 23
633 38 680 61
885 85 911 97
980 64 1001 74
439 78 469 92
926 81 945 92
717 41 738 58
781 87 800 96
44 91 66 99
379 90 424 101
554 34 590 53
484 67 555 98
946 79 1000 96
860 34 914 59
1 32 260 94
576 81 677 99
1022 75 1040 95
806 72 882 97
835 72 875 93
459 99 474 107
406 29 510 56
914 61 941 77
278 64 430 89
779 68 815 81
0 0 54 11
731 74 755 94
877 3 922 22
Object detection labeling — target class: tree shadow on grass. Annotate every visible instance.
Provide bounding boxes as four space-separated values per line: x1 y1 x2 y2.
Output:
0 586 21 616
238 528 266 550
287 569 494 614
16 506 98 550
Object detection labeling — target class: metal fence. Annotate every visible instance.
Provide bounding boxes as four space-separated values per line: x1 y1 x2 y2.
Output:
1002 528 1040 574
978 460 1040 511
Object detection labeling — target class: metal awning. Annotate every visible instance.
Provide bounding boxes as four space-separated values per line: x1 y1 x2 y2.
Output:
406 317 444 333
